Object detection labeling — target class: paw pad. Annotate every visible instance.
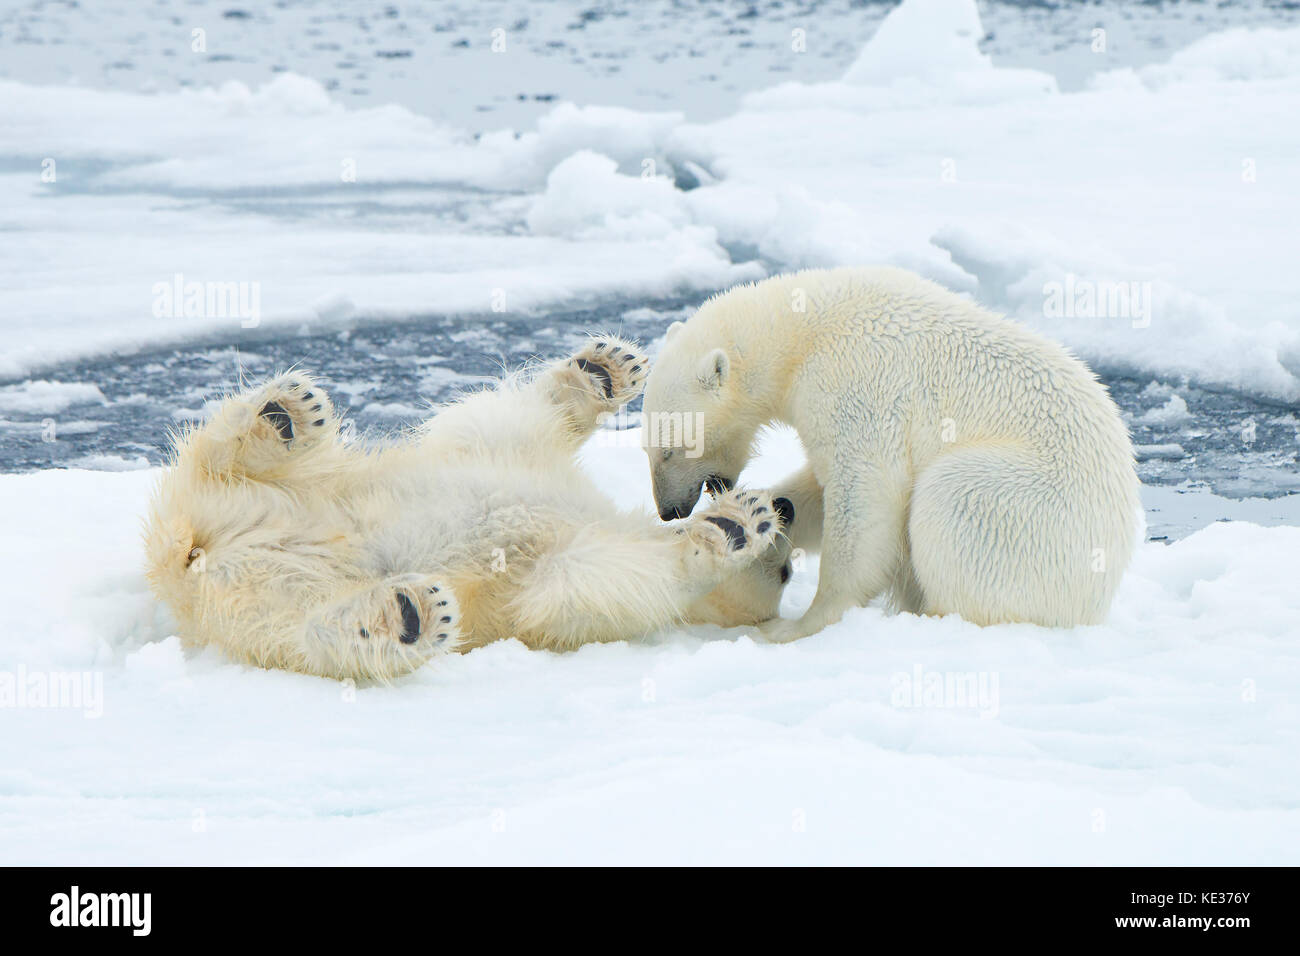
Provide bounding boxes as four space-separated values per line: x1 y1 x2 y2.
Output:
254 374 334 448
568 336 649 406
259 401 295 442
703 515 749 550
395 591 422 644
688 488 787 562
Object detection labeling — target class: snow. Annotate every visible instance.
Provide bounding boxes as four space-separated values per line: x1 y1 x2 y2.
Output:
1134 443 1186 462
1137 394 1193 427
526 150 692 240
844 0 992 86
1126 26 1300 88
677 2 1300 400
0 381 106 414
3 0 1300 402
1 433 1298 865
838 0 1057 102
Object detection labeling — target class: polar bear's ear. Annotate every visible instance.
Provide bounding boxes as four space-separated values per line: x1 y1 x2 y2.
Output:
698 348 729 390
666 320 685 340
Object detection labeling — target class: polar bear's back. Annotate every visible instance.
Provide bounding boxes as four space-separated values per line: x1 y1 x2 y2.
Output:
703 266 1135 485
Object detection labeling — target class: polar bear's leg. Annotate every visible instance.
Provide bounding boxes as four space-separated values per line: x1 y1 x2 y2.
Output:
770 464 823 552
301 574 462 678
156 526 461 680
888 546 927 615
762 462 910 642
508 488 784 648
418 335 647 460
187 372 342 481
908 446 1106 627
535 335 649 443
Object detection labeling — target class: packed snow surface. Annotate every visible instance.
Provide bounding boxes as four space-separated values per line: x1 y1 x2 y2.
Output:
0 432 1297 865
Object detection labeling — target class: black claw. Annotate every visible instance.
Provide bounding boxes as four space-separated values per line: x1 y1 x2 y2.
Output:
310 404 322 412
756 521 771 534
630 365 641 373
395 592 422 644
575 357 614 398
259 401 295 442
312 419 325 427
704 475 733 495
773 497 795 527
302 391 313 399
704 515 747 550
439 615 452 624
594 342 606 351
359 627 370 639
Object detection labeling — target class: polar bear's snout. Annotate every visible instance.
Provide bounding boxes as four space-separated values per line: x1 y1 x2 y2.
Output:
653 472 735 521
654 484 698 522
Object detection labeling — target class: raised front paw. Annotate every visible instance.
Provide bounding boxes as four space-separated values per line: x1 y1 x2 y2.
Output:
250 373 336 450
679 489 788 569
566 335 649 407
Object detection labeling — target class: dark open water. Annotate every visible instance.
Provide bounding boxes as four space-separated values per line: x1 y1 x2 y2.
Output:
4 300 1297 504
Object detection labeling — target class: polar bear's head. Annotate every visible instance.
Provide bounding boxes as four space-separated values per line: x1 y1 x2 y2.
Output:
642 321 763 521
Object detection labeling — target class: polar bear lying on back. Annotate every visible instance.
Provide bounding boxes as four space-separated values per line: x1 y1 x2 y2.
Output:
642 266 1139 641
144 336 794 681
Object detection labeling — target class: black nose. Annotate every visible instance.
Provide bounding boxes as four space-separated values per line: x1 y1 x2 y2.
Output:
659 505 691 521
773 497 795 528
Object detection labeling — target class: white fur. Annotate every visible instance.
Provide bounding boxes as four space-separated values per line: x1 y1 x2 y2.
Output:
643 266 1140 639
144 338 791 681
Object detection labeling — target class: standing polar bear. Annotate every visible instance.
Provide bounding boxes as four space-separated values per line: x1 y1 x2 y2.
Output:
643 266 1139 641
144 336 794 681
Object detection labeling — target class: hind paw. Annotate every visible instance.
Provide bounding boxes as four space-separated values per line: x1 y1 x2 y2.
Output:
564 335 648 407
364 575 462 649
194 371 341 480
250 373 336 450
305 576 462 679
